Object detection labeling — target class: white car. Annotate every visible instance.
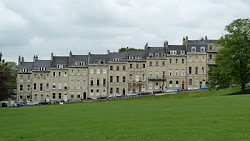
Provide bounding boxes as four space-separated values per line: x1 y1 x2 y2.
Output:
166 89 176 93
27 101 39 106
107 93 123 98
126 93 137 97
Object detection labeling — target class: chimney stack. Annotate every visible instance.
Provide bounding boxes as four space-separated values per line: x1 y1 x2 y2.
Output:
107 50 110 54
18 56 21 65
205 36 207 41
36 55 38 60
22 57 24 62
33 55 36 62
69 51 72 56
186 36 188 41
164 41 168 48
144 42 148 50
51 52 53 62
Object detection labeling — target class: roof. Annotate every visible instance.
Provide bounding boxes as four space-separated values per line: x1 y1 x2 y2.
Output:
187 40 207 45
51 56 69 68
18 62 33 70
32 60 51 70
89 54 108 64
147 47 166 53
206 40 218 44
167 45 186 51
108 52 128 61
70 55 88 66
128 50 146 59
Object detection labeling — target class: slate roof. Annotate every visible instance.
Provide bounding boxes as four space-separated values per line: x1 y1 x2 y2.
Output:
108 52 128 61
89 54 108 64
18 62 33 70
206 40 218 44
147 47 166 53
187 40 207 45
51 56 69 68
70 55 88 66
128 50 146 59
32 60 51 70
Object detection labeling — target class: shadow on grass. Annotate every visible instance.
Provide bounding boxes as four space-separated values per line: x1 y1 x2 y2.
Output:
226 88 250 96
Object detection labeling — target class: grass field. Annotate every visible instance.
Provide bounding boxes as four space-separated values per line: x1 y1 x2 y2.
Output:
1 87 250 141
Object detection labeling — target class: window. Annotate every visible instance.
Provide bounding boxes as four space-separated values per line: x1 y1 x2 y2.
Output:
210 46 212 50
46 74 49 79
77 92 81 98
149 71 152 78
189 79 192 85
142 74 145 81
189 56 192 62
176 81 179 87
20 75 23 81
156 61 159 66
116 66 119 70
58 72 61 77
71 70 74 75
189 67 192 74
201 47 205 52
34 94 37 101
136 64 139 69
202 67 205 74
195 57 198 62
27 75 30 81
34 74 37 79
169 59 172 64
40 74 43 79
97 79 100 86
58 82 62 90
170 51 177 55
53 72 56 77
209 54 213 60
181 50 185 55
149 82 152 89
90 69 94 74
130 74 132 81
110 88 113 94
59 93 61 99
27 85 30 92
162 71 165 77
176 59 178 64
46 83 49 91
34 83 37 90
123 66 126 70
64 82 67 90
202 56 205 62
116 88 119 93
110 66 113 71
155 53 159 57
169 81 172 87
182 69 185 76
70 80 74 88
155 82 159 89
155 71 159 78
191 46 196 52
77 70 80 75
162 61 165 66
169 69 172 76
149 53 153 57
71 92 74 98
76 80 80 89
90 89 93 96
149 61 152 66
103 79 106 86
90 79 93 86
116 76 119 82
130 64 133 68
182 59 185 64
103 69 107 74
83 70 87 75
162 53 166 57
110 76 113 82
96 69 100 74
40 83 43 91
195 67 198 74
41 94 44 101
136 75 139 82
52 82 56 89
57 64 65 69
83 80 86 89
53 93 56 99
175 69 178 76
143 64 146 68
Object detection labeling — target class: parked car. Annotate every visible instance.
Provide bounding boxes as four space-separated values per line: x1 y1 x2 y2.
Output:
153 90 165 94
16 102 25 107
39 101 51 105
201 86 209 90
166 89 176 93
97 95 108 99
187 87 199 91
138 91 152 95
173 88 182 92
107 93 123 98
27 101 39 106
126 93 137 97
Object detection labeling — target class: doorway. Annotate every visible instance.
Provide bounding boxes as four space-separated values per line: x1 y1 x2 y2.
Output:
64 94 68 102
83 92 87 99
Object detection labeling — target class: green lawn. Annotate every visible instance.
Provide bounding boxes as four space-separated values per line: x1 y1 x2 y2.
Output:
1 87 250 141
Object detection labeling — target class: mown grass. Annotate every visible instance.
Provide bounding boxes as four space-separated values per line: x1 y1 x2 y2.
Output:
0 87 250 141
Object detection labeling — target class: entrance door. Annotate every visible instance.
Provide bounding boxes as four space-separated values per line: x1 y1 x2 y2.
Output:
46 95 50 102
123 89 126 96
83 92 87 99
182 83 185 89
162 83 166 91
27 95 31 102
64 94 68 102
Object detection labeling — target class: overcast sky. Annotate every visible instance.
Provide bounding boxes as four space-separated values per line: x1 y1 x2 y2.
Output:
0 0 249 62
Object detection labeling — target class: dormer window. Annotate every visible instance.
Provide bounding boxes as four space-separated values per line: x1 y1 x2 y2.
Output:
40 67 47 71
170 51 177 55
155 53 159 57
162 53 166 57
191 46 196 52
181 50 185 55
201 47 205 52
149 53 153 57
57 64 65 69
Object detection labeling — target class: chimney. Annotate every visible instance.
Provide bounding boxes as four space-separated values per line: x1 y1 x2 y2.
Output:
144 42 148 50
35 55 38 60
51 52 53 62
22 57 24 62
33 55 36 62
186 36 188 41
205 36 207 41
18 56 21 65
107 50 110 54
69 51 72 56
164 41 168 48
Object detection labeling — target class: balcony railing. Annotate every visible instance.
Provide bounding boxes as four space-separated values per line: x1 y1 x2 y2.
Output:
148 77 166 81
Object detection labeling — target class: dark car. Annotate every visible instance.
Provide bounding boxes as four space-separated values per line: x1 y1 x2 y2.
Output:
173 88 182 92
153 90 165 94
39 101 51 105
201 86 209 90
138 91 152 95
97 95 108 99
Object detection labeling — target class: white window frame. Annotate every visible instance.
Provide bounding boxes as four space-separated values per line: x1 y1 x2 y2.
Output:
191 46 196 52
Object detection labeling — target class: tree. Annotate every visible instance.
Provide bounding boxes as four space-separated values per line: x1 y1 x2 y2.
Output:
0 65 15 101
209 19 250 93
118 47 144 53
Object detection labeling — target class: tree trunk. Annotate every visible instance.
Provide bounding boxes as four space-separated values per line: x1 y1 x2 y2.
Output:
241 83 246 94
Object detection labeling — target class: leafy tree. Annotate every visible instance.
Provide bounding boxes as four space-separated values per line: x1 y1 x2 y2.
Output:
0 65 15 101
118 47 144 53
209 19 250 93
